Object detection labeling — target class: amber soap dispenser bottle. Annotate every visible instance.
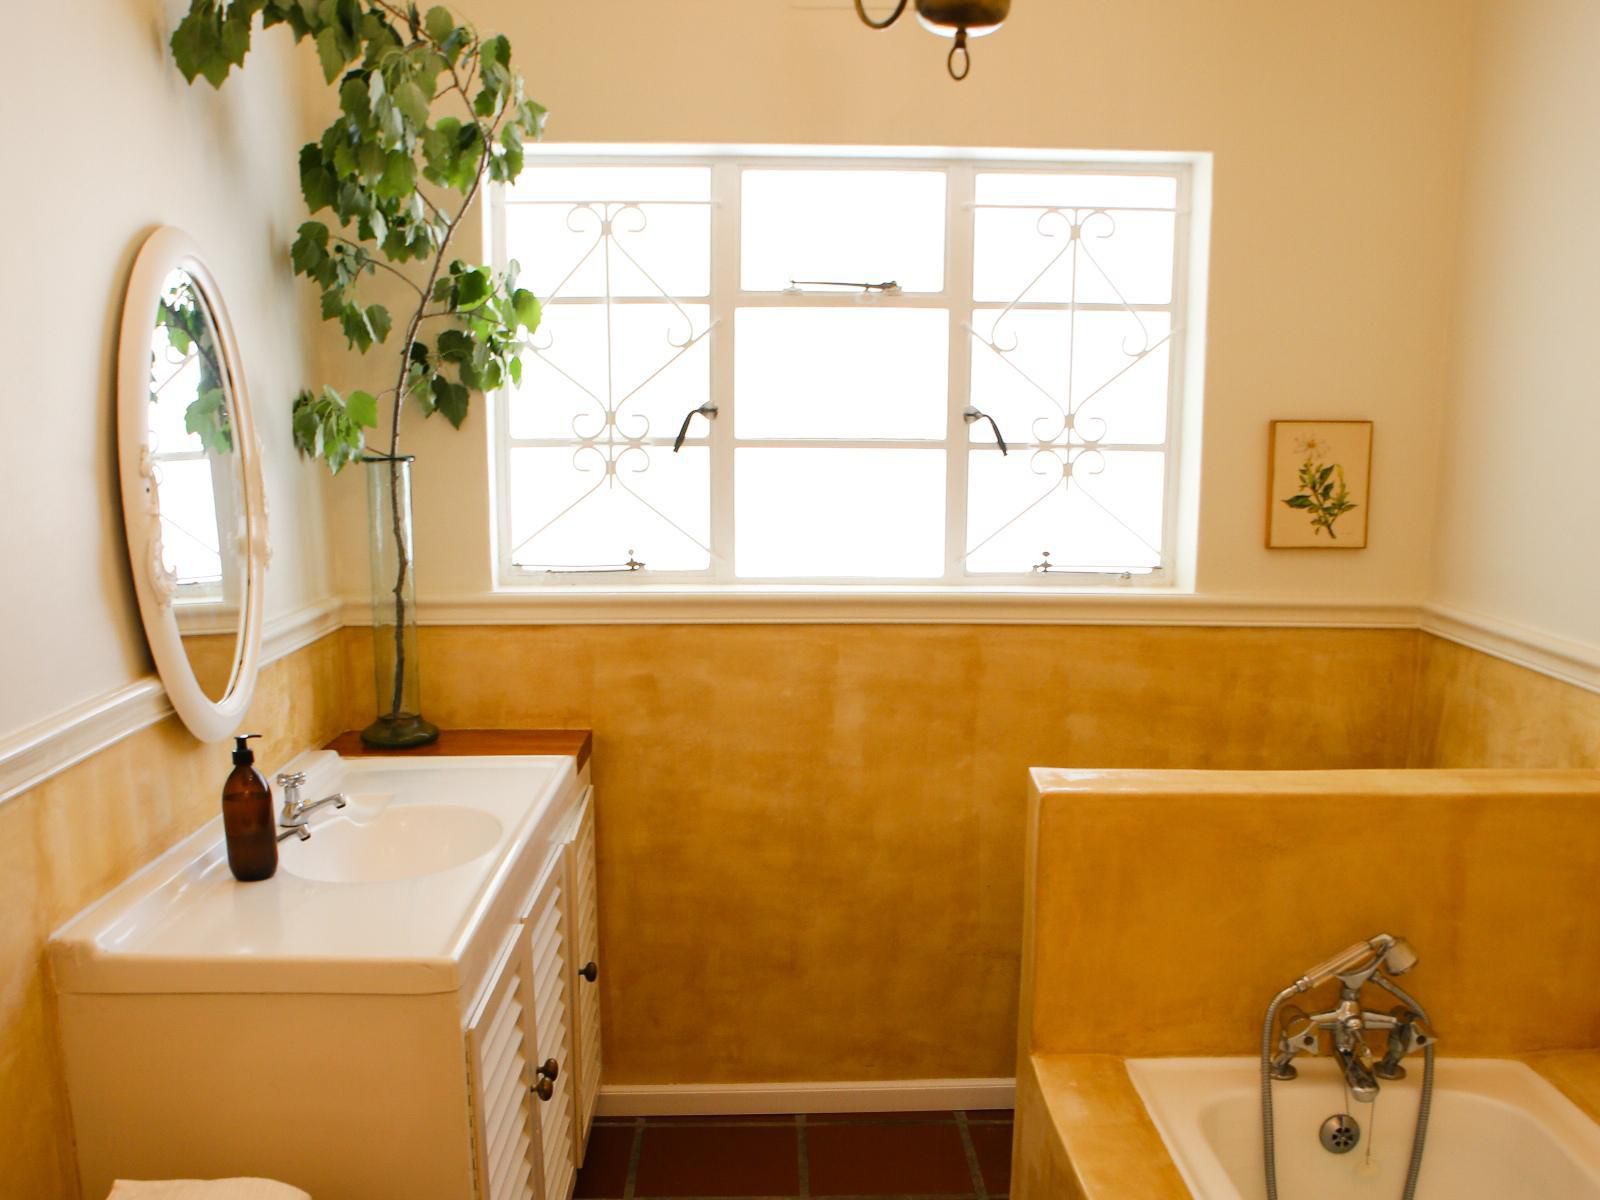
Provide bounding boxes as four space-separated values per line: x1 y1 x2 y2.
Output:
222 733 277 882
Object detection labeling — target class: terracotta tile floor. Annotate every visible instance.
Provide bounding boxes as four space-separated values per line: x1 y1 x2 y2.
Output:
576 1110 1014 1199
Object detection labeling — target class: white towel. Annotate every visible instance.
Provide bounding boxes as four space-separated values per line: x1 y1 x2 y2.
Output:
108 1181 310 1200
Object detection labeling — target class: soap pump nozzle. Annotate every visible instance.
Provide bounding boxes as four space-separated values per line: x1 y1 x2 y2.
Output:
232 732 262 766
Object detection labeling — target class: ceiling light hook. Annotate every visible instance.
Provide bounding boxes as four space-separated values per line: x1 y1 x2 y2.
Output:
948 29 971 80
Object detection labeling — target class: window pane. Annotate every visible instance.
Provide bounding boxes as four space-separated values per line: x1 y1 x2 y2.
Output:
965 448 1165 573
506 164 711 300
973 207 1174 305
736 449 945 577
741 170 946 292
509 445 710 572
509 304 710 442
153 458 223 585
969 310 1171 447
506 202 710 301
735 308 948 439
974 172 1177 210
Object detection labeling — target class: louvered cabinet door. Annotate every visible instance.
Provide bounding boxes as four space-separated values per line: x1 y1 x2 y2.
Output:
566 790 602 1160
523 862 578 1200
467 928 540 1200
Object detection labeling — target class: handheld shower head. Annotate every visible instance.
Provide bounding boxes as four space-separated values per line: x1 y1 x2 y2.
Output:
1294 934 1412 992
1382 938 1418 976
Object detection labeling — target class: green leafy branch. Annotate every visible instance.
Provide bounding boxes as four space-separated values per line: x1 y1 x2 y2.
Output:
1282 455 1357 539
172 0 546 471
153 279 233 456
173 0 546 726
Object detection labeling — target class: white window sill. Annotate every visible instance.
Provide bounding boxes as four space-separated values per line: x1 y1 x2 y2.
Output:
352 585 1419 628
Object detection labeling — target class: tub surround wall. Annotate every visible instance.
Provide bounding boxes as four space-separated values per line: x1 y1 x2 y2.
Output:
1022 768 1600 1059
1015 767 1600 1198
1014 1056 1187 1200
0 633 351 1200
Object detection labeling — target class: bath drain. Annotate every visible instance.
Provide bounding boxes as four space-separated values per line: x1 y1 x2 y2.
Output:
1320 1114 1361 1154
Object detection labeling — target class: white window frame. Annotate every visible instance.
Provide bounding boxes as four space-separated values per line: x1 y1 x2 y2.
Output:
488 144 1206 595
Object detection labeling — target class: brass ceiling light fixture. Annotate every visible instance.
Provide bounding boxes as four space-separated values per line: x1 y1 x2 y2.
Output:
854 0 1011 81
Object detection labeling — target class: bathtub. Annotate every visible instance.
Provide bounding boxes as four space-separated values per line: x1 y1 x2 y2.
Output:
1127 1057 1600 1199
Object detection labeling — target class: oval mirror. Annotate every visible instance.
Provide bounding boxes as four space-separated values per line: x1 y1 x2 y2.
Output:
118 228 267 742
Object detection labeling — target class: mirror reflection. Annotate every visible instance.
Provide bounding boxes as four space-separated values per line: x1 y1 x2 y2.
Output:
146 269 247 701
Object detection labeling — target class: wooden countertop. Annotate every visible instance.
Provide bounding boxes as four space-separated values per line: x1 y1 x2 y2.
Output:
325 729 592 773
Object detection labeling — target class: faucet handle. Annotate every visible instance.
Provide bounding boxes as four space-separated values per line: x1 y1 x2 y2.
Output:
275 771 307 820
1376 1005 1434 1077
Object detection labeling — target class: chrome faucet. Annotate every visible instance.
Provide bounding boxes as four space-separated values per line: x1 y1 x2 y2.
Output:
275 771 348 832
1267 934 1435 1103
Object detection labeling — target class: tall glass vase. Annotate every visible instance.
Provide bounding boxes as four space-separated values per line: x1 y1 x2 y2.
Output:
360 455 439 748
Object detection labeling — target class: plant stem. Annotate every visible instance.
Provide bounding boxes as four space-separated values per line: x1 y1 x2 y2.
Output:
377 30 505 720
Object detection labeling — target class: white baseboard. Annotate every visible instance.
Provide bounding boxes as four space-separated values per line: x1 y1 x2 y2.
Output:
594 1077 1015 1117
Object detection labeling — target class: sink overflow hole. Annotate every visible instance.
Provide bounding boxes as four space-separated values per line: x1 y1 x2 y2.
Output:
1320 1113 1361 1155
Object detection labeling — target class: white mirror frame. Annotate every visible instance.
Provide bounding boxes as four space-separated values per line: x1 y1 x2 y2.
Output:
118 227 269 743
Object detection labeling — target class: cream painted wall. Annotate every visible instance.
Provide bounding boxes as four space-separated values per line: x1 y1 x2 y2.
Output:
323 0 1478 614
1431 0 1600 655
0 1 333 742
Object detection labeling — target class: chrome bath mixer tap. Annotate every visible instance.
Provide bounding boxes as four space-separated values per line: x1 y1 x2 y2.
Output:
1268 934 1434 1101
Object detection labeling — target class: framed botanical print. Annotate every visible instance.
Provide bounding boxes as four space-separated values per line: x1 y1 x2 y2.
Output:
1266 420 1373 548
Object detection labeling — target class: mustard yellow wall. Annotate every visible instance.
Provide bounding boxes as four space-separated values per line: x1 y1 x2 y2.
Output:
0 634 350 1200
345 623 1418 1084
1411 635 1600 768
1022 768 1600 1058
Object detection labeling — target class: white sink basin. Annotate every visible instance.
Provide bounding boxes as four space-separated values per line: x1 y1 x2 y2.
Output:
281 802 504 883
48 752 578 996
1129 1057 1600 1199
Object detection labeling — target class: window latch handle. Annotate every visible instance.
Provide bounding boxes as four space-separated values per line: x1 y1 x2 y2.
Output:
963 406 1009 456
673 401 719 453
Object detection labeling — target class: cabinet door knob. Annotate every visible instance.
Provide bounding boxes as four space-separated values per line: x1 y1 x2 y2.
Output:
533 1076 554 1102
579 961 598 983
537 1057 560 1081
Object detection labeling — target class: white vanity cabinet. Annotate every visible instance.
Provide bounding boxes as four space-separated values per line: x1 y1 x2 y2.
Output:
50 753 602 1200
468 824 586 1200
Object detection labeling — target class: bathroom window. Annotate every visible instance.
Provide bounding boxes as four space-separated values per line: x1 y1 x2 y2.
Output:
489 149 1203 587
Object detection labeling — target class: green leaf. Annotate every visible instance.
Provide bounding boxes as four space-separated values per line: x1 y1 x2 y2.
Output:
170 7 218 84
346 389 379 428
454 268 490 310
423 5 455 43
299 144 336 212
511 288 540 331
315 26 346 82
290 221 330 275
340 304 376 351
1284 495 1315 509
395 80 430 127
366 304 392 343
431 376 469 427
436 328 473 363
376 150 416 200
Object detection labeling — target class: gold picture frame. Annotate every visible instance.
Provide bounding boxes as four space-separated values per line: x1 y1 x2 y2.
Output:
1266 420 1373 549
